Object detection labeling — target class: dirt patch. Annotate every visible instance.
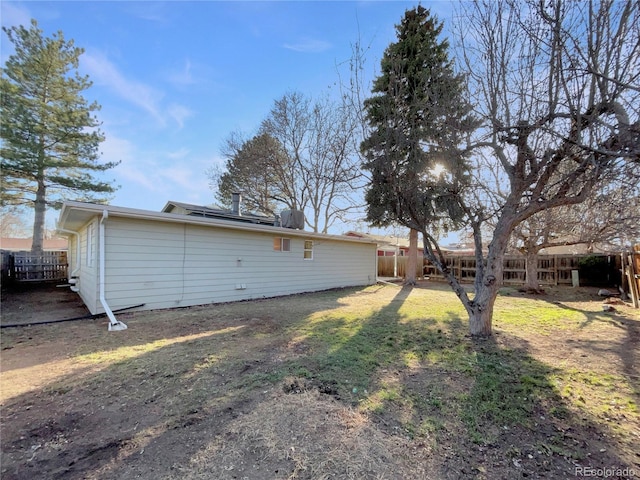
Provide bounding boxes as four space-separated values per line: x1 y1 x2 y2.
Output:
1 284 638 480
1 283 90 327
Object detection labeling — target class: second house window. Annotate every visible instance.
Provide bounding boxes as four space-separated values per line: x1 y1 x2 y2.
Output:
273 237 291 252
303 240 313 260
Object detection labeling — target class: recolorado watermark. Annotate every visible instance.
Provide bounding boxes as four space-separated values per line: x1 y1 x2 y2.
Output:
575 466 636 478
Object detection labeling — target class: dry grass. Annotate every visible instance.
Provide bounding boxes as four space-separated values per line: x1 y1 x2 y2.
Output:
1 282 638 480
183 389 436 480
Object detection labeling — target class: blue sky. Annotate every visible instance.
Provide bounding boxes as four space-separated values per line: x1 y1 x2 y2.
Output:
1 1 457 235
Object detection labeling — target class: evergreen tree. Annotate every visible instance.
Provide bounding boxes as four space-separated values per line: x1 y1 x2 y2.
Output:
361 6 476 237
361 7 477 292
1 20 118 252
216 132 289 216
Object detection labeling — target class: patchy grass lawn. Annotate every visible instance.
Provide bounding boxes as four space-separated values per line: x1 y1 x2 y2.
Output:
1 283 638 479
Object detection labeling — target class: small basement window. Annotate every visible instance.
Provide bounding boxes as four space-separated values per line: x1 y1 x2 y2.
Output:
273 237 291 252
303 240 313 260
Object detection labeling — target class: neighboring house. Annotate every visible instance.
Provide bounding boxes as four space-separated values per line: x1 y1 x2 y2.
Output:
0 237 68 251
539 243 623 255
344 231 419 256
56 201 377 322
344 231 476 256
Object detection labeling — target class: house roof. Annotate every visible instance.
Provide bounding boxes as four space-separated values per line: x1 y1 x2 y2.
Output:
57 201 377 246
0 237 68 251
162 200 277 226
538 243 622 255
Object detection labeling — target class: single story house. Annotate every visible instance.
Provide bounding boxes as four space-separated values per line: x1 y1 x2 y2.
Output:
56 201 377 329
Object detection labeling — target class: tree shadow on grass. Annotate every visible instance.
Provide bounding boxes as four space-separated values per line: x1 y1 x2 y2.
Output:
1 327 267 479
496 287 640 419
0 287 361 480
408 327 637 477
298 286 638 478
533 294 640 411
292 285 418 394
1 285 638 479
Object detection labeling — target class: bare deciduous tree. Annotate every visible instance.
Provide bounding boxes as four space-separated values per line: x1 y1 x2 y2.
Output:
448 0 640 335
210 91 364 233
0 207 29 237
260 91 364 233
362 1 639 337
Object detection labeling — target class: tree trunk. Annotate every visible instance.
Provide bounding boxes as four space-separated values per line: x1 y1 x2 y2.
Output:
468 275 500 336
31 178 46 254
524 249 541 291
468 299 496 336
466 236 506 337
405 228 418 286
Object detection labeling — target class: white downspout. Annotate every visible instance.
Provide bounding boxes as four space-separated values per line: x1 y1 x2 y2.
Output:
99 210 127 331
57 227 81 292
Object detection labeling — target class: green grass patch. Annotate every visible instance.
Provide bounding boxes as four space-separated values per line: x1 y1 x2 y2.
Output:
276 284 640 450
553 368 638 425
271 285 573 445
494 299 586 333
459 348 560 443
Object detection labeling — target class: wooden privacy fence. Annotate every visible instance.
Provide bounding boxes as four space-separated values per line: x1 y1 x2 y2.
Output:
1 250 68 284
378 253 620 287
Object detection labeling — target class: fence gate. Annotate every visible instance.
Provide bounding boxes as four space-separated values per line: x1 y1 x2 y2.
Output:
1 250 68 283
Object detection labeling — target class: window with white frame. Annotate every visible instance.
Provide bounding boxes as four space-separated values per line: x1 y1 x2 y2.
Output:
303 240 313 260
273 237 291 252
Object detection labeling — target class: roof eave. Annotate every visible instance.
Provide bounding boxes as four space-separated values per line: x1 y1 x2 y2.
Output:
58 201 377 245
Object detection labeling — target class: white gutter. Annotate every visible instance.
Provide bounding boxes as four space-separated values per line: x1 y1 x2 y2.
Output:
99 210 127 332
56 227 81 292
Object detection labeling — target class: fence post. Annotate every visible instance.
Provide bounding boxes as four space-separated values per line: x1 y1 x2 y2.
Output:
628 249 639 308
1 251 15 285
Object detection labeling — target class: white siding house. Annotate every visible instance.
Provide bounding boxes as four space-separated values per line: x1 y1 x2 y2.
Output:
57 201 377 320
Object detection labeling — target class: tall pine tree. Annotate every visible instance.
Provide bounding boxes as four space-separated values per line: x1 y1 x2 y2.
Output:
216 132 288 216
361 6 477 291
361 6 476 235
1 20 118 252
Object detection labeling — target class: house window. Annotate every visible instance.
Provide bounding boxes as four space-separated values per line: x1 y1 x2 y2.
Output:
303 240 313 260
86 223 94 266
273 237 291 252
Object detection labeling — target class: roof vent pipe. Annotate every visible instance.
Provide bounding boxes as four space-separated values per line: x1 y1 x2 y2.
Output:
232 192 242 216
